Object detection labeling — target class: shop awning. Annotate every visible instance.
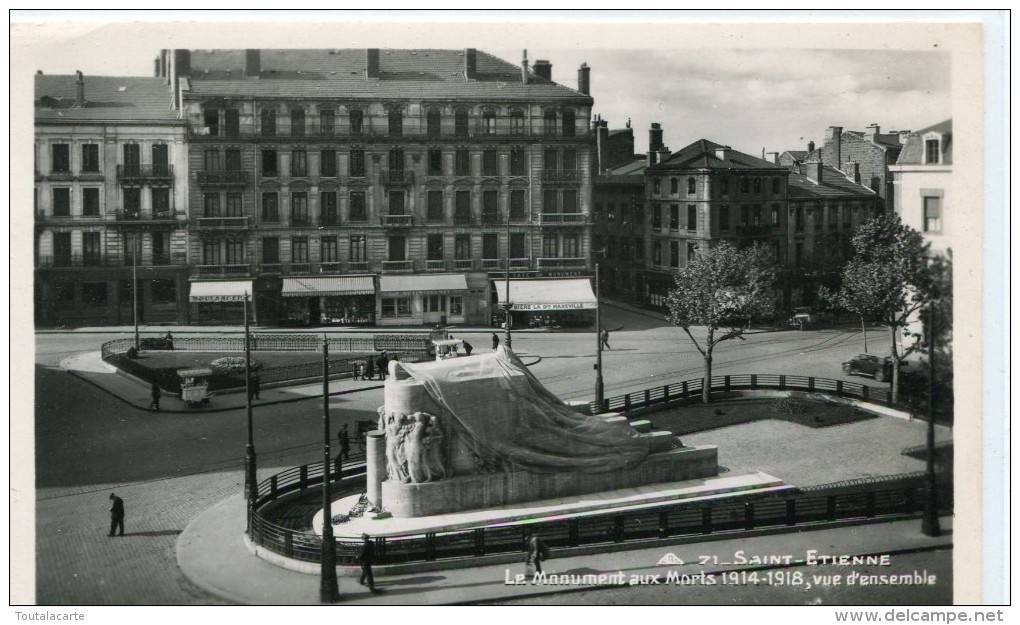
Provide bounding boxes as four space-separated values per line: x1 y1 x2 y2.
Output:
281 276 375 298
189 280 253 303
380 274 469 296
495 278 598 311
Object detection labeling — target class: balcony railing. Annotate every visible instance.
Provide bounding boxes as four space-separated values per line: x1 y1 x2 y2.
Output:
380 170 414 186
382 260 414 273
114 209 178 223
540 212 587 224
196 170 250 186
348 261 370 272
481 259 504 270
453 259 476 270
192 264 252 278
541 169 583 183
289 262 312 274
289 215 312 227
424 260 448 271
381 214 413 227
537 257 588 269
36 211 106 222
37 254 118 269
481 210 501 226
509 258 532 268
259 263 282 275
192 216 250 229
453 213 475 226
117 164 174 181
319 262 343 273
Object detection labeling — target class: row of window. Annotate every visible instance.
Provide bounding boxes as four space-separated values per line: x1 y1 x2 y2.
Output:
652 175 783 197
651 203 786 231
49 279 178 308
204 107 578 138
200 233 582 266
201 189 580 221
204 146 579 178
46 231 172 266
44 143 170 175
44 187 172 216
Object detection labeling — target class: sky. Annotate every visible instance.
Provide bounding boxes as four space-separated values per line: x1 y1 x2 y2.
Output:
15 16 953 158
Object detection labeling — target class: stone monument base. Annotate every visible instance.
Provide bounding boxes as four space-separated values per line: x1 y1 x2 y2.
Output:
381 444 718 518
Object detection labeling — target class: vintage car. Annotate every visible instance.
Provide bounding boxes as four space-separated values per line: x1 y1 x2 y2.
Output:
841 354 905 382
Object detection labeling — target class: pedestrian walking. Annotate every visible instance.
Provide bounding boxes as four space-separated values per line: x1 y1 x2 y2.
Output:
524 531 550 578
376 351 390 381
492 332 500 350
359 533 378 592
364 355 375 381
601 328 611 350
164 331 175 351
252 371 261 400
149 383 161 411
338 424 351 461
333 452 344 482
462 340 473 356
108 493 125 537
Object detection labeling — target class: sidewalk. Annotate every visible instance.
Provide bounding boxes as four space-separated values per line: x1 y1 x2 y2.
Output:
61 351 385 414
177 494 953 605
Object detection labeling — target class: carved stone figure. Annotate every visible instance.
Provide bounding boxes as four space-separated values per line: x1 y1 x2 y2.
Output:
422 414 448 481
405 413 429 483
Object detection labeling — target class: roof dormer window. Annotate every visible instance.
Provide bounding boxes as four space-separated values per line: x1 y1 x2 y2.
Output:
924 138 940 164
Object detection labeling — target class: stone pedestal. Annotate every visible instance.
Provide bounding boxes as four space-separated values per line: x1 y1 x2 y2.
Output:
365 431 386 509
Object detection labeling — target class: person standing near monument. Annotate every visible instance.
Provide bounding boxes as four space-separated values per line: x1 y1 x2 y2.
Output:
108 493 125 537
149 384 161 411
462 340 473 356
376 351 390 381
601 328 611 350
338 424 351 461
492 332 500 350
359 533 377 591
524 531 550 578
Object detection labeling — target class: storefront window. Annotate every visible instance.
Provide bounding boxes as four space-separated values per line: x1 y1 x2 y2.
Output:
449 296 463 315
382 297 412 318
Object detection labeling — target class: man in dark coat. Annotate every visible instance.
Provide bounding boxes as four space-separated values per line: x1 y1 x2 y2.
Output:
462 340 473 356
492 333 500 350
338 424 351 461
251 371 261 400
149 384 161 411
376 352 389 381
109 493 125 537
359 533 377 591
525 531 550 578
601 328 611 350
164 331 175 351
364 355 375 381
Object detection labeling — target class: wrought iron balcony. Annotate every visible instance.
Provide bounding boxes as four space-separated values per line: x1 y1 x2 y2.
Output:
453 259 476 270
192 216 251 229
117 164 174 182
348 261 370 272
480 259 504 270
541 169 583 183
37 254 116 269
114 209 178 223
289 215 312 227
539 212 587 225
196 170 250 186
382 260 414 273
319 262 343 273
509 258 532 269
382 214 413 227
380 170 414 186
192 264 252 278
537 257 588 269
424 260 448 272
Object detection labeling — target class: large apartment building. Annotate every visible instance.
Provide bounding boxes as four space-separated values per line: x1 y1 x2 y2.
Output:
34 72 190 326
171 48 596 327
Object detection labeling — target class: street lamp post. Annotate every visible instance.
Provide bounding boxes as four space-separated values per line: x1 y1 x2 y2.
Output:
922 303 941 537
320 336 340 602
594 262 604 411
132 235 140 351
503 207 513 350
243 293 257 512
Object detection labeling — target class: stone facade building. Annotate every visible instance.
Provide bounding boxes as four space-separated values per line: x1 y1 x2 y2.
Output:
818 124 908 208
34 72 190 326
170 48 595 326
889 119 953 257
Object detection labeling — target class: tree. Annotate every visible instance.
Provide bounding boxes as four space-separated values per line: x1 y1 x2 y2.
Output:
666 242 776 403
820 213 940 403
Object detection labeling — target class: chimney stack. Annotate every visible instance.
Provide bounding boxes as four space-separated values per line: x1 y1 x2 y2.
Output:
75 71 85 107
464 48 477 80
658 147 671 163
521 49 529 85
245 49 261 78
154 57 160 77
825 126 843 168
649 122 664 152
865 123 880 139
533 59 552 81
805 159 823 183
843 161 861 183
596 117 610 174
766 151 780 164
647 150 658 167
807 140 815 153
715 146 731 161
578 63 590 95
366 49 380 79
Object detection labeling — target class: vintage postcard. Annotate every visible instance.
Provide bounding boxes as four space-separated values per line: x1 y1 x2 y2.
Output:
10 11 1005 617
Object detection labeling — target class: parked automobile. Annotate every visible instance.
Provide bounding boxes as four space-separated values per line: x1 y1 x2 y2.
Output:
841 354 907 382
789 307 819 330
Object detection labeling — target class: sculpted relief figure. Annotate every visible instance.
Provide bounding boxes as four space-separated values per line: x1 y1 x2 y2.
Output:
376 408 450 484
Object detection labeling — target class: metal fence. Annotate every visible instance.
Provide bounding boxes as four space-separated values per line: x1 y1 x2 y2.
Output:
102 334 430 355
247 459 951 567
589 373 932 415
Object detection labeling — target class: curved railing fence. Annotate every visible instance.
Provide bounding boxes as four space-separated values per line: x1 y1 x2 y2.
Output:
588 373 934 415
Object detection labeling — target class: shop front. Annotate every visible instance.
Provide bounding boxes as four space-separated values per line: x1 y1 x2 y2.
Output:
188 280 254 325
378 274 469 327
495 278 598 329
280 275 377 327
